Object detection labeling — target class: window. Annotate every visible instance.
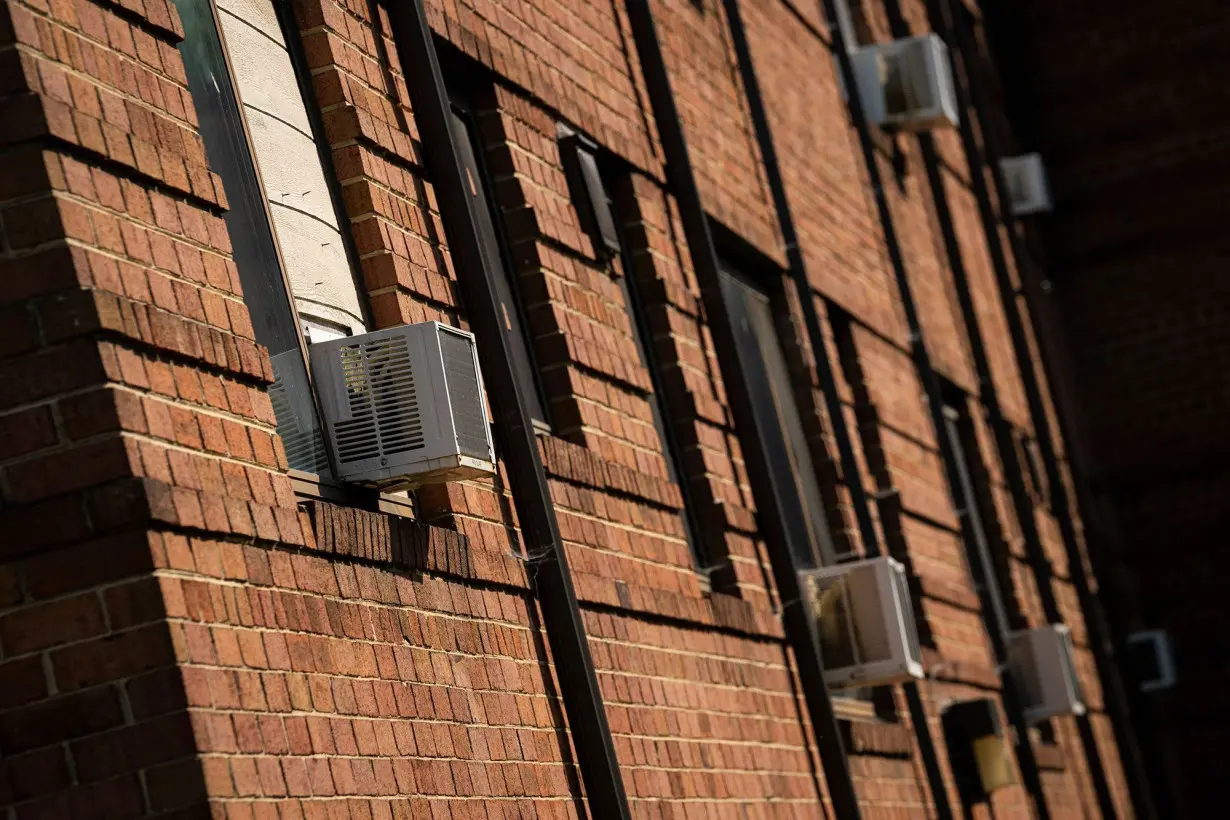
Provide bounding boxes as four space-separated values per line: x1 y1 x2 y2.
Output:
944 393 1060 743
446 99 549 428
718 265 837 569
173 0 365 476
939 393 1016 638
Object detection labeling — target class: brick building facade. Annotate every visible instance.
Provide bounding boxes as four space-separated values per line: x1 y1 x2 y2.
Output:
982 1 1230 814
0 0 1164 818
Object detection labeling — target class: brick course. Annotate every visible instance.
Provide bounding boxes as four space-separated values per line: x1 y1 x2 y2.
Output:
0 0 1138 817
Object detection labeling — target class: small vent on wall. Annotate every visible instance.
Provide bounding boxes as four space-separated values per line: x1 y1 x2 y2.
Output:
1000 153 1053 215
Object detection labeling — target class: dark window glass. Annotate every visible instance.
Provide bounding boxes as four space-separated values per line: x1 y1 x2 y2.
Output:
447 104 548 427
719 265 835 568
173 0 329 473
941 402 1012 636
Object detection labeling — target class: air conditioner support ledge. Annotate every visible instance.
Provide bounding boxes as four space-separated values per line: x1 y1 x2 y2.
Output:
360 454 496 491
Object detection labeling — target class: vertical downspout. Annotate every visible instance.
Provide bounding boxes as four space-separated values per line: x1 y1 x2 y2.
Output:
873 1 1121 816
934 2 1162 817
380 2 632 817
622 2 864 816
814 0 1054 817
719 1 954 817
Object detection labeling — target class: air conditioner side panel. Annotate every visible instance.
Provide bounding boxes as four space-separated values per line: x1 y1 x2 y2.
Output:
851 46 888 126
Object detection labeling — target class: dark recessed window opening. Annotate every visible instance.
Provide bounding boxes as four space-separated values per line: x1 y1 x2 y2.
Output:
447 96 550 429
719 263 837 569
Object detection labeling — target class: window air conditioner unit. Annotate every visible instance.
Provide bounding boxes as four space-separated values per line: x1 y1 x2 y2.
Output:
1007 624 1086 723
999 154 1053 215
268 349 331 475
802 556 925 690
309 322 496 489
851 34 959 131
1127 629 1176 693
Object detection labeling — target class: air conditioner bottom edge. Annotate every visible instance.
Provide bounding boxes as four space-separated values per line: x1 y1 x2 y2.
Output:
1024 700 1087 725
823 658 925 692
339 454 496 491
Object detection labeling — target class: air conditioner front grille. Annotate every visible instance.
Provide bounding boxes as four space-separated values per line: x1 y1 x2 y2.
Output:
439 329 489 461
334 337 424 464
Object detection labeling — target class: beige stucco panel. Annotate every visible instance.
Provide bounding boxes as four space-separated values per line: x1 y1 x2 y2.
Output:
216 0 366 334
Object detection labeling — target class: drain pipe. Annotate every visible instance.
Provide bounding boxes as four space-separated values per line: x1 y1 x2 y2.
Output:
872 1 1121 816
815 1 1053 817
719 1 953 817
932 3 1161 818
381 2 631 817
623 1 862 816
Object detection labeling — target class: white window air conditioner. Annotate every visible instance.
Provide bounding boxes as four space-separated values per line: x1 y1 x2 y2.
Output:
999 153 1053 215
802 556 925 690
1007 624 1086 723
1127 629 1177 693
851 34 959 131
309 321 496 489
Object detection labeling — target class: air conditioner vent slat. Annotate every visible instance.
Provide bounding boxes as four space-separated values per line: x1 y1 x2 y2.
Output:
268 351 331 474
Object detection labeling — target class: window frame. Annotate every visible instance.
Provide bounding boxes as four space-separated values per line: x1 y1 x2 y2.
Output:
446 91 553 433
717 260 839 570
173 0 340 478
721 265 886 716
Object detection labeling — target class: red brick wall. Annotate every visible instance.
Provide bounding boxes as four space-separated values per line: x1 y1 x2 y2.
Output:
985 0 1230 812
0 0 1137 817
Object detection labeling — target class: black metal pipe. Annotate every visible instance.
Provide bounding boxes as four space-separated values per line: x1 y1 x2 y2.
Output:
869 1 1120 816
622 1 862 816
935 4 1161 818
719 1 953 816
380 2 631 817
814 1 1053 817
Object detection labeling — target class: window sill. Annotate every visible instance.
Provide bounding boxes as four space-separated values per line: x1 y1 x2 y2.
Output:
288 469 416 519
838 712 916 758
832 695 880 723
1033 741 1067 771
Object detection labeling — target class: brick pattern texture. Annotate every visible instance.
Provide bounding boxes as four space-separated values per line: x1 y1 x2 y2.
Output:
0 0 1134 818
986 0 1230 814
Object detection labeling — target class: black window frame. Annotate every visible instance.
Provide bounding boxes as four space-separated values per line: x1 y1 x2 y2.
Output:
717 260 839 570
446 91 552 432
